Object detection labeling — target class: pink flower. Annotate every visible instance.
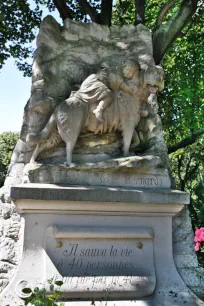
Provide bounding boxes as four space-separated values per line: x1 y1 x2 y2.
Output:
195 228 204 243
195 242 201 252
194 236 199 242
194 228 204 251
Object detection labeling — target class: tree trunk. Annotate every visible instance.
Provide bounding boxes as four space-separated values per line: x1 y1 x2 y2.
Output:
135 0 145 25
53 0 72 21
153 0 198 64
100 0 113 26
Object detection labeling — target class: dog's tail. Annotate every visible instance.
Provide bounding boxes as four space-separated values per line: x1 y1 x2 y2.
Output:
26 114 56 144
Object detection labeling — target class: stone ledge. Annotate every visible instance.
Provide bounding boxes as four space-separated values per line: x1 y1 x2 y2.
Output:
22 156 171 189
11 184 189 216
11 184 189 204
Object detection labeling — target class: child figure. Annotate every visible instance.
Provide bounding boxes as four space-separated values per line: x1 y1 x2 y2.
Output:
74 58 140 122
139 64 164 118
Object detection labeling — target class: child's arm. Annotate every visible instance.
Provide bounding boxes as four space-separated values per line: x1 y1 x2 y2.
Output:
109 73 137 94
119 80 137 95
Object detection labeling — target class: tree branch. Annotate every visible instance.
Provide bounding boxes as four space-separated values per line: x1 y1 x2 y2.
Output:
155 0 179 28
135 0 146 25
168 128 204 154
153 0 198 64
53 0 73 20
77 0 99 23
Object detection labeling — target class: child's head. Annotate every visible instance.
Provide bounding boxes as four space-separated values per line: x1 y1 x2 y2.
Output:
121 59 140 79
144 65 164 92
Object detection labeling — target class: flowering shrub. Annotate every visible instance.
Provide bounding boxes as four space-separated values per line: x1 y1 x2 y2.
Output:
194 228 204 251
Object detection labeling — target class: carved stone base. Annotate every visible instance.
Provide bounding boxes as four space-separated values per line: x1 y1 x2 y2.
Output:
23 155 171 189
0 184 203 305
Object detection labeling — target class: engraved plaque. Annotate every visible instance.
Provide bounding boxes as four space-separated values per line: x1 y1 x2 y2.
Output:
45 226 156 299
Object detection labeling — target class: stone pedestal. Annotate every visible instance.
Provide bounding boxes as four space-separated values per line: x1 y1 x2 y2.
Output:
0 184 203 306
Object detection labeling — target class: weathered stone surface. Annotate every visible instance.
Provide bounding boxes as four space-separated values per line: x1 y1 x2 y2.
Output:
0 16 158 295
178 267 204 300
3 217 21 240
0 15 203 300
24 13 159 169
45 225 156 298
28 155 162 171
0 187 11 204
1 185 204 306
0 238 16 263
26 59 165 166
0 203 16 220
0 178 22 295
11 184 189 206
22 156 171 188
0 258 17 294
6 164 25 179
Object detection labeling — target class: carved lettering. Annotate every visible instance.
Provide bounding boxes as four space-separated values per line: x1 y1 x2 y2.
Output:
110 246 118 256
80 248 107 257
124 175 162 187
120 247 132 257
49 238 155 295
100 174 110 184
52 273 152 289
63 243 78 257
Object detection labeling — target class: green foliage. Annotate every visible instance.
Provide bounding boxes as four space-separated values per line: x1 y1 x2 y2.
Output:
0 0 102 75
169 141 204 265
66 0 100 22
115 0 204 255
22 279 64 306
169 140 204 225
158 9 204 234
112 0 183 29
112 0 135 26
1 0 202 77
160 11 204 146
0 0 42 76
0 132 19 187
36 0 101 22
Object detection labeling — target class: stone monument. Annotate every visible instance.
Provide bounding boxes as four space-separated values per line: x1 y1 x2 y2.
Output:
0 16 203 306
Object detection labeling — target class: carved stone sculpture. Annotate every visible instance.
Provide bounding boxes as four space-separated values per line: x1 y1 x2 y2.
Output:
26 59 164 166
0 17 202 302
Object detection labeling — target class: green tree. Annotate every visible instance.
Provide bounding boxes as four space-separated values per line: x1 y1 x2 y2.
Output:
113 1 204 232
0 0 201 75
0 1 42 76
158 8 204 230
0 132 19 187
170 142 204 223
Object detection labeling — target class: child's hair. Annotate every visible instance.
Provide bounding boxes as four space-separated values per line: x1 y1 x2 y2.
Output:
120 58 140 79
121 58 140 71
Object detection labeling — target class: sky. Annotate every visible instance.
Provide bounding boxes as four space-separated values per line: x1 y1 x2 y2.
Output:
0 3 60 133
0 59 31 133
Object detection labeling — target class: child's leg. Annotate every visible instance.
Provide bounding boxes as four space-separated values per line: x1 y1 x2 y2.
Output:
93 91 113 122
